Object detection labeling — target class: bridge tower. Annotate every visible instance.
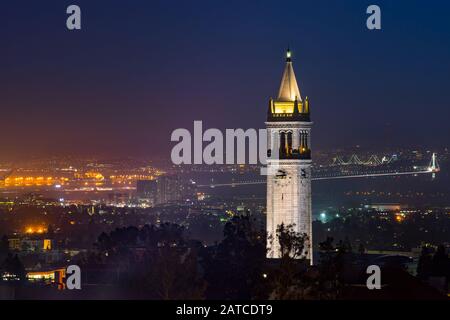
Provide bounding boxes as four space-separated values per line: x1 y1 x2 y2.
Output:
429 152 440 179
266 49 313 263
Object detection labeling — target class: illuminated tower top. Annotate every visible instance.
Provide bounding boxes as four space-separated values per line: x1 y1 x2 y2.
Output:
268 49 310 122
277 49 302 102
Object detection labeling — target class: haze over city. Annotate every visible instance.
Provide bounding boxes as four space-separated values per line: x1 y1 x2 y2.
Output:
2 1 450 159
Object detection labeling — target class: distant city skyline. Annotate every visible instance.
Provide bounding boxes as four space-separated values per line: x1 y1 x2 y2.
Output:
2 1 450 160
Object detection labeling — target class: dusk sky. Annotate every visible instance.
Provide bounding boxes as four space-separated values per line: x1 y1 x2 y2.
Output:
2 0 450 159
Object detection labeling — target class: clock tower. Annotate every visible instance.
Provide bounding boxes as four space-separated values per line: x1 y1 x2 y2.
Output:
266 49 313 262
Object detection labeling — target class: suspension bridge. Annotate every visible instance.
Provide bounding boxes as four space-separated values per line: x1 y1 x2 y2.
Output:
330 154 397 166
197 153 440 188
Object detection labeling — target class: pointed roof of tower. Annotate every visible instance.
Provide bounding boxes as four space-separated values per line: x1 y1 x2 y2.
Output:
277 49 302 102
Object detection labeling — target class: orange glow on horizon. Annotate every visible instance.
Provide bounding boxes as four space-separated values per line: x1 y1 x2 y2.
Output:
25 226 47 234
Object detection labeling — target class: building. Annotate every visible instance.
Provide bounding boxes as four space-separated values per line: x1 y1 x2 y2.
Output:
27 268 66 289
156 175 195 204
266 49 313 262
136 179 157 199
156 175 180 204
135 176 196 206
107 192 131 206
8 236 52 252
136 179 158 204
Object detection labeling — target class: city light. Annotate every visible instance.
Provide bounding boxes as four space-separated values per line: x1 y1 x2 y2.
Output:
395 213 406 223
25 226 47 234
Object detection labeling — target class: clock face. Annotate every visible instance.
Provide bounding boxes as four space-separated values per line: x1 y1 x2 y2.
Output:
301 168 308 178
275 169 290 187
275 169 287 179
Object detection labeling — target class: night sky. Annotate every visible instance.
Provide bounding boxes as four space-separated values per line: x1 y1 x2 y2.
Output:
2 0 450 159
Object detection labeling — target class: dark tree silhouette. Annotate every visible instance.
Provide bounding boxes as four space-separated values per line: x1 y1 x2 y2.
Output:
0 235 9 256
358 243 366 255
87 223 206 299
0 236 11 269
141 239 206 299
316 236 346 299
201 214 267 299
268 223 311 299
417 246 433 280
271 223 309 260
1 253 27 282
431 245 449 278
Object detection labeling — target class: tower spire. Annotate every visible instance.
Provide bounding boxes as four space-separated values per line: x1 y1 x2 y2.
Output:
277 49 301 102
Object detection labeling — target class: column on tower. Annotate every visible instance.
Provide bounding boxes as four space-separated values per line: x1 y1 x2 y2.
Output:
279 132 285 157
292 129 300 152
267 129 273 158
299 130 304 153
305 131 309 150
303 130 307 151
299 130 309 154
287 132 293 155
307 130 311 150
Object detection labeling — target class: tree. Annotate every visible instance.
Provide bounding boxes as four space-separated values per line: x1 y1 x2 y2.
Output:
268 223 311 299
201 214 267 299
0 236 10 269
273 223 309 260
319 237 334 252
315 236 346 299
343 237 353 253
90 223 206 299
1 253 27 282
358 243 366 255
96 231 112 252
431 245 449 278
0 235 9 256
141 240 206 299
417 246 433 280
